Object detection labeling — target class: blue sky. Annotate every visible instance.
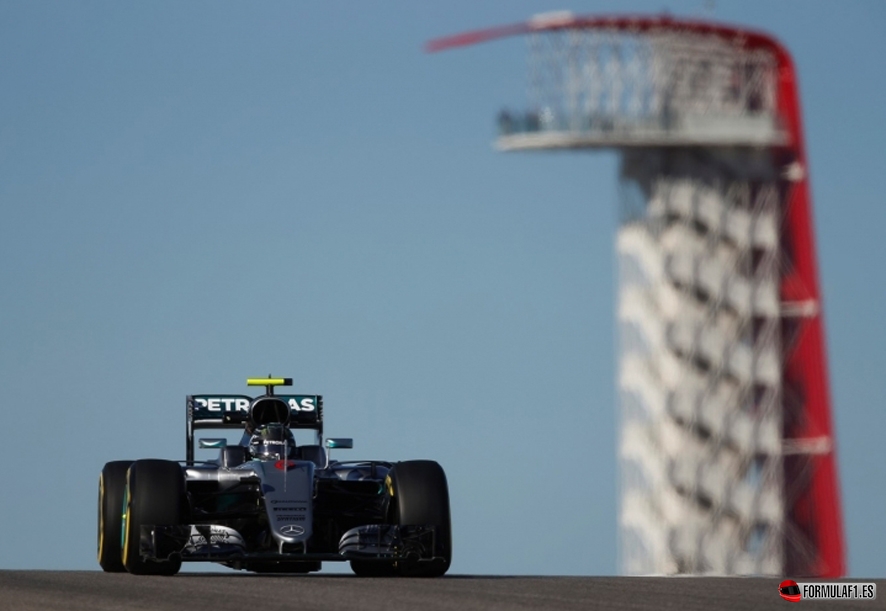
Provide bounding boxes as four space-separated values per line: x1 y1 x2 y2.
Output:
1 1 884 577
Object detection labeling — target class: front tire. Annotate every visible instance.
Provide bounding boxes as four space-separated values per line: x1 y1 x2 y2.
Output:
97 460 133 572
122 459 185 576
350 460 451 577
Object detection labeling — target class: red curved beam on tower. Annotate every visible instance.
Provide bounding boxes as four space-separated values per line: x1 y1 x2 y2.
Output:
429 14 787 60
429 14 846 577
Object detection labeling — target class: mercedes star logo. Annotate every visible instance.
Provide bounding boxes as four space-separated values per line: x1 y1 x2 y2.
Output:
280 524 305 536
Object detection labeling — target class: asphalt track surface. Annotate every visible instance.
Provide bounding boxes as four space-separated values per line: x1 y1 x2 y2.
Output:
1 571 884 611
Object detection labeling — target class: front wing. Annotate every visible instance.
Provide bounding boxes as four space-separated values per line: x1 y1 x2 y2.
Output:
140 523 444 567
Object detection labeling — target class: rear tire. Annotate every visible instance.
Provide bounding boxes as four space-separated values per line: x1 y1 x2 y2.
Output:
97 460 132 572
350 460 451 577
122 459 185 576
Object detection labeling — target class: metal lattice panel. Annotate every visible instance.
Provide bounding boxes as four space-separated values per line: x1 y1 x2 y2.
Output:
498 25 785 149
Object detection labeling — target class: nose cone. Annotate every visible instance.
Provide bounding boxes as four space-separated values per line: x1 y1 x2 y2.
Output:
259 461 315 551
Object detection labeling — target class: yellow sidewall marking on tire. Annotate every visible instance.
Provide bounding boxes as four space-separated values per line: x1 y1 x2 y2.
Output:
385 474 394 497
97 474 105 563
122 470 131 565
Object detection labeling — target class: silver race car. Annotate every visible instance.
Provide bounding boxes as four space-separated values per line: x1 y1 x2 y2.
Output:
97 377 451 576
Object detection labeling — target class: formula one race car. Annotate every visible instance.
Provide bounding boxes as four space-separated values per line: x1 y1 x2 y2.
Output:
97 378 451 576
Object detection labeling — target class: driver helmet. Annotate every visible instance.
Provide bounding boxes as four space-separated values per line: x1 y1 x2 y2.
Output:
248 423 295 460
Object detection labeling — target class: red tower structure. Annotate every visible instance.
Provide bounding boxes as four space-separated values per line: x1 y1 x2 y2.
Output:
429 14 845 576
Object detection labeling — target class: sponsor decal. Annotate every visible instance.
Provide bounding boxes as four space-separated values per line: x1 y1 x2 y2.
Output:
194 396 316 414
191 532 233 545
280 525 305 535
188 526 244 547
288 398 315 412
273 507 307 512
194 397 251 413
271 500 305 505
277 516 307 522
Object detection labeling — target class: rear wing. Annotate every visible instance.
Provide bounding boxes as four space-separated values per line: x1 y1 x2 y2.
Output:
185 394 323 464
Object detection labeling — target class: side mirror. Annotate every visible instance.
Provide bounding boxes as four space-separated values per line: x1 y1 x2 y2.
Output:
325 438 353 449
199 438 228 449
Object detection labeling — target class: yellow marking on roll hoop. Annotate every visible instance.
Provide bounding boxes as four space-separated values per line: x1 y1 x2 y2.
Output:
247 378 291 386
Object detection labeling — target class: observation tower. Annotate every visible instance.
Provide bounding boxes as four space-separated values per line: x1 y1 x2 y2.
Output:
429 13 845 576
